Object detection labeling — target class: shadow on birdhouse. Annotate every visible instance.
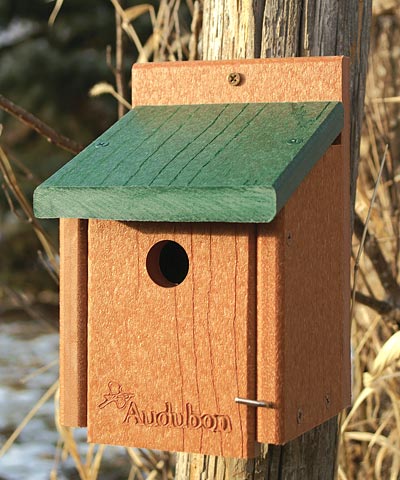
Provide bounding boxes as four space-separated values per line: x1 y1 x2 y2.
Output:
33 57 351 459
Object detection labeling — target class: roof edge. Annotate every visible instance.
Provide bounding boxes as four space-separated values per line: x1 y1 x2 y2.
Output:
34 185 278 223
274 102 344 212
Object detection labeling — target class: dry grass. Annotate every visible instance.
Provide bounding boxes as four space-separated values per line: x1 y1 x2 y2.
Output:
0 1 197 478
1 0 400 479
339 3 400 478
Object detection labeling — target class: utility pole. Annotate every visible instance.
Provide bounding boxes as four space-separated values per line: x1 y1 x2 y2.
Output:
175 1 372 478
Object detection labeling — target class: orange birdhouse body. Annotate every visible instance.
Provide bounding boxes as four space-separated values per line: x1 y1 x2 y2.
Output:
35 57 351 459
87 221 256 457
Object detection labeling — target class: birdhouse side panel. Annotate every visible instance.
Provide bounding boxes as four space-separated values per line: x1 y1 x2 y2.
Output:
257 144 351 444
59 218 88 427
283 144 350 442
87 221 257 458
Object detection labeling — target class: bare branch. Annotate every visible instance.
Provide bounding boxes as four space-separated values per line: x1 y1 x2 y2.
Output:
0 146 59 274
189 1 202 60
354 212 400 301
48 0 65 26
0 94 83 154
350 145 389 318
355 291 395 315
115 0 128 118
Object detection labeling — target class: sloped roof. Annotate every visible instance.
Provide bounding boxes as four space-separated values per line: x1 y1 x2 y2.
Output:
33 101 343 223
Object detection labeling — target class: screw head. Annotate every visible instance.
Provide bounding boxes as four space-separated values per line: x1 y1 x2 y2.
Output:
297 408 303 424
325 394 331 409
95 141 109 148
287 138 303 145
227 72 241 86
286 232 292 246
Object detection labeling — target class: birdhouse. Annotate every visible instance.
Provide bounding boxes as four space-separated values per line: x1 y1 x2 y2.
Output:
33 57 351 459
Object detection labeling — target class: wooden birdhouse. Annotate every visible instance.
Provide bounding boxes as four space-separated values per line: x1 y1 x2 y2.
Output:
33 57 351 459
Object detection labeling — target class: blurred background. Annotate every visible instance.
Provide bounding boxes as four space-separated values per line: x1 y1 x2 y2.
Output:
0 1 188 478
0 0 400 479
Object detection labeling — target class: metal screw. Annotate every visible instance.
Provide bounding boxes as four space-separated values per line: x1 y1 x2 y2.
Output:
325 394 331 409
95 141 109 148
227 72 241 86
297 408 303 424
286 232 292 246
235 397 274 408
287 138 303 145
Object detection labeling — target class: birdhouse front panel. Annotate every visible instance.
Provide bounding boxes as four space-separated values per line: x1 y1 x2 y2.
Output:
87 220 257 458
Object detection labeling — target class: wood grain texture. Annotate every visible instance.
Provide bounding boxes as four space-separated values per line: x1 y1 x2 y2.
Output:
87 221 257 458
132 57 348 108
177 0 371 476
176 417 338 480
257 144 351 444
33 101 343 222
59 218 88 427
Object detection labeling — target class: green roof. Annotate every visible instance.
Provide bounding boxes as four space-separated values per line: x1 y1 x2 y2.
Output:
33 102 343 223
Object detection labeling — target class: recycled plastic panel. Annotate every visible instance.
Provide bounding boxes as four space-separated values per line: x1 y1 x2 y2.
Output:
59 218 88 427
257 144 351 443
33 101 343 223
132 57 349 111
87 221 257 458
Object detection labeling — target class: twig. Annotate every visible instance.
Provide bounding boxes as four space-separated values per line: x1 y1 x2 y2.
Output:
106 44 116 75
353 213 400 301
189 1 202 60
0 146 59 274
20 359 58 384
89 82 131 110
173 0 183 61
115 0 128 118
7 152 41 183
2 182 26 221
351 145 389 320
355 291 396 315
109 0 145 58
1 284 57 332
372 96 400 103
351 250 375 298
48 0 65 26
185 0 194 14
37 249 59 286
0 380 59 458
0 94 83 154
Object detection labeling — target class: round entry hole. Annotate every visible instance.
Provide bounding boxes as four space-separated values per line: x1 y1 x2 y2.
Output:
146 240 189 288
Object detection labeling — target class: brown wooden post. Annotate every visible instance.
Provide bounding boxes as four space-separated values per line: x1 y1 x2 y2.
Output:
175 1 372 478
